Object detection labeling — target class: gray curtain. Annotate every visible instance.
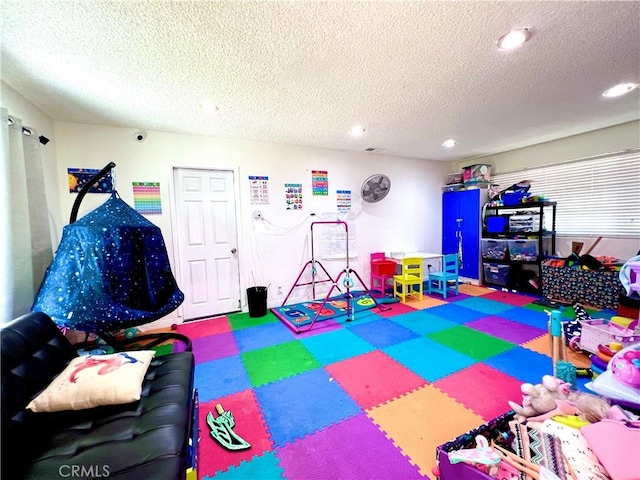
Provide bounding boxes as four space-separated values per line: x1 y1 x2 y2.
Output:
1 108 53 322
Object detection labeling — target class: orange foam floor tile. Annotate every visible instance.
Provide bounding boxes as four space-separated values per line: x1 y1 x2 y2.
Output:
522 334 590 368
458 284 491 296
366 384 484 477
405 297 448 310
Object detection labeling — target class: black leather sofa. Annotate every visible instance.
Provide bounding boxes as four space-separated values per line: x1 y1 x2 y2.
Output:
1 312 196 480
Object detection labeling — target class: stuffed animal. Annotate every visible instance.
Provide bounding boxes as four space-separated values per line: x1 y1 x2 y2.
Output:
509 375 611 423
508 375 571 421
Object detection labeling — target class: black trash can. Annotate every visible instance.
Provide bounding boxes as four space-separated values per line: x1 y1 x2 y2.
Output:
247 286 268 317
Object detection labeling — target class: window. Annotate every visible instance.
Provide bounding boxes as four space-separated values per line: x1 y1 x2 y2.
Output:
491 149 640 237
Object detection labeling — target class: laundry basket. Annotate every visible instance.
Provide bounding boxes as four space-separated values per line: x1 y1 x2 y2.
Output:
578 319 640 354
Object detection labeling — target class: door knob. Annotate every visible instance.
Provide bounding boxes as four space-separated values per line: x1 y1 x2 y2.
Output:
231 248 237 254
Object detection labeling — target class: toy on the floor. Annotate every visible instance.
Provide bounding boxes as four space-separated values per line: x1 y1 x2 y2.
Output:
280 221 390 333
508 375 611 423
587 343 640 410
446 435 502 477
619 254 640 297
207 403 251 451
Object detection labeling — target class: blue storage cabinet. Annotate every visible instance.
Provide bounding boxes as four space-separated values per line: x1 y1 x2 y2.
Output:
442 189 485 281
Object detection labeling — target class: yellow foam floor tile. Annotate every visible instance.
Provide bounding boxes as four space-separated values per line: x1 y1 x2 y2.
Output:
366 384 484 477
458 284 491 296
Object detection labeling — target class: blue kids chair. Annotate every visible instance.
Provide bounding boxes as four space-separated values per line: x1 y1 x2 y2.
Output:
427 254 459 298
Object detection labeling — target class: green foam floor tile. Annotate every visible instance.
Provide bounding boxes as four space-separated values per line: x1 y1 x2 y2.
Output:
426 325 515 360
227 310 278 331
241 340 321 387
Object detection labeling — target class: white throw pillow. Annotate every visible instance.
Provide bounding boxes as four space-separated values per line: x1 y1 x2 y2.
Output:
27 350 155 412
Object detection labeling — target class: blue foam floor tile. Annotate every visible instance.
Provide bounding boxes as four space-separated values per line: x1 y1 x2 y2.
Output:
388 309 459 335
383 337 476 382
497 307 550 330
233 321 296 352
207 451 284 480
456 297 513 315
334 308 383 326
482 346 553 384
300 328 375 365
426 303 488 324
255 368 361 446
195 355 252 402
348 318 421 348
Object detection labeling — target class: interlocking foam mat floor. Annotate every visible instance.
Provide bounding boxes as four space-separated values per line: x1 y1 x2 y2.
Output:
176 285 609 480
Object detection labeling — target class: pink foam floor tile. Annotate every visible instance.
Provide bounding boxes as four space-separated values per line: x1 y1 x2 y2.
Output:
433 363 523 421
177 316 231 338
482 290 535 307
198 390 273 478
375 302 419 318
326 350 426 409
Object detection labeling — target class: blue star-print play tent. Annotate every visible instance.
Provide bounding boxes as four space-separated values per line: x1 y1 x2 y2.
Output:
32 193 184 333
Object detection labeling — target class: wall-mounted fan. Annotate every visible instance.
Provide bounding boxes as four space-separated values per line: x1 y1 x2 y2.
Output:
361 174 391 203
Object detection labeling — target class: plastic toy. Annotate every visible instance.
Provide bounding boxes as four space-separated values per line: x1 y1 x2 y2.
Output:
611 349 640 387
207 403 251 451
587 343 640 409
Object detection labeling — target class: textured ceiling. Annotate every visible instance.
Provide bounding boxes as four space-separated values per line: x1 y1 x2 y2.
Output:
1 1 639 162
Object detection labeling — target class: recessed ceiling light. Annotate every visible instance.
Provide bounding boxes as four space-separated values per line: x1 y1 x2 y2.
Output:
602 83 639 98
349 125 366 137
199 99 219 113
442 139 457 148
497 28 532 50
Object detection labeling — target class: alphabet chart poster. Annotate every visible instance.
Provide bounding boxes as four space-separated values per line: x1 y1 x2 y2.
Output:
337 190 351 213
284 183 303 210
249 175 269 204
132 182 162 214
312 170 328 195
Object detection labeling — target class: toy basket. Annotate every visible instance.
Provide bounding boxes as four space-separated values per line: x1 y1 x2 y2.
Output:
578 319 640 354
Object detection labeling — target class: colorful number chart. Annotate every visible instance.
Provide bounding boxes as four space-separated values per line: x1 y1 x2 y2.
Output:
285 183 303 210
312 170 328 195
132 182 162 214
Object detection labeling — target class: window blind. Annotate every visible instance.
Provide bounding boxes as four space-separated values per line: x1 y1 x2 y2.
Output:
491 149 640 237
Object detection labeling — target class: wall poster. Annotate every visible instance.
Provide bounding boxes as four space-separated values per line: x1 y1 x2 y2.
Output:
285 183 303 210
249 175 269 204
132 182 162 215
311 170 328 196
336 190 351 213
68 168 113 193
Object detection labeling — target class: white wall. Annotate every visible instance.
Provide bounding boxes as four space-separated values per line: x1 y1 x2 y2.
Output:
1 82 63 245
455 121 640 260
53 121 449 323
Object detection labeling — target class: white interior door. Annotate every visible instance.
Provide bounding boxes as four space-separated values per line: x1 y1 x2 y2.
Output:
173 168 240 319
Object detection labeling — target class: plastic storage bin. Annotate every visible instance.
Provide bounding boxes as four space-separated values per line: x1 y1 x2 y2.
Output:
483 263 510 286
481 239 508 260
508 239 538 261
462 164 491 185
509 214 540 233
502 191 529 206
371 260 396 276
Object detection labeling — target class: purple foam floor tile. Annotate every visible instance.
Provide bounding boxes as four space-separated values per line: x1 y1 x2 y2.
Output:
276 414 426 479
466 316 546 344
191 331 238 363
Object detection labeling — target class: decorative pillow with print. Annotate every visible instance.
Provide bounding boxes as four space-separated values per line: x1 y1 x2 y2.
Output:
27 350 155 412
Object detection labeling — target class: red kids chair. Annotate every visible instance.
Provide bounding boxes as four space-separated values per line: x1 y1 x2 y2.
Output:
370 252 396 297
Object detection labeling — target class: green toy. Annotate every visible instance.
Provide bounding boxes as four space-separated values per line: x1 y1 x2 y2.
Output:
207 404 251 451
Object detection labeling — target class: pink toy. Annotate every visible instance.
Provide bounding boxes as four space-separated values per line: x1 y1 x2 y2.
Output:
612 349 640 387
